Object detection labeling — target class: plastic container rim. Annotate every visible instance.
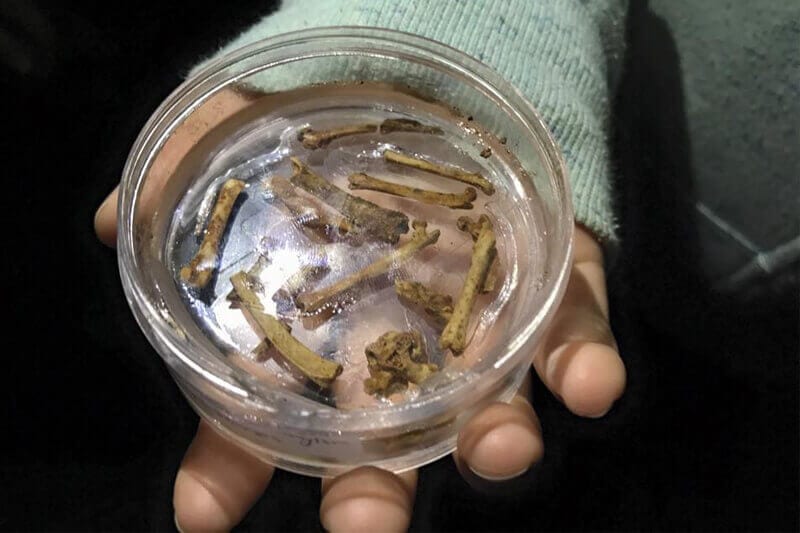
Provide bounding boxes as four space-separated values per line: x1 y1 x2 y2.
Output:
117 26 574 431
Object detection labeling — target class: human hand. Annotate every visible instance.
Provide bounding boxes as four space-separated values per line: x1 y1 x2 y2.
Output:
94 89 625 532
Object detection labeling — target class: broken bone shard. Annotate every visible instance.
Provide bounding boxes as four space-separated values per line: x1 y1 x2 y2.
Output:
268 176 352 241
298 124 377 149
296 220 440 314
457 215 498 293
230 271 342 388
289 157 409 244
383 149 495 195
180 179 246 288
394 280 453 327
348 173 476 210
364 330 438 396
440 216 497 354
379 118 443 135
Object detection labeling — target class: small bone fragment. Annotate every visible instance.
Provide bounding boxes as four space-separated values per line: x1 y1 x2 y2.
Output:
457 215 499 293
348 173 476 209
268 177 352 240
379 118 443 135
394 280 453 327
289 158 409 244
364 330 438 396
180 179 246 288
384 149 495 195
296 221 440 314
230 271 342 388
298 124 377 149
440 216 497 354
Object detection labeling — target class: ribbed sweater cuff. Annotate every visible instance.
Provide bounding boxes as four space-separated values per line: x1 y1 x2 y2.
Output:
190 0 625 242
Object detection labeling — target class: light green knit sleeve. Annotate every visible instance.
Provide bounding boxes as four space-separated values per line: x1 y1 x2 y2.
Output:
191 0 627 241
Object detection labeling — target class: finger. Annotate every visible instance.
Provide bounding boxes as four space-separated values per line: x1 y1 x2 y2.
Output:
320 467 417 533
94 186 119 248
454 376 544 482
533 226 626 418
173 421 274 533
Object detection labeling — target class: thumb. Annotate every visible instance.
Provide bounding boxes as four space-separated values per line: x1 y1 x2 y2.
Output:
94 186 119 248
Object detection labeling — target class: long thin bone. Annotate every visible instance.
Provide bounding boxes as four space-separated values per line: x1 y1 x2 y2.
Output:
379 118 443 135
230 271 342 387
439 216 496 354
268 177 352 240
384 149 495 195
298 124 377 149
289 157 409 244
394 280 453 327
298 119 442 150
457 215 499 293
180 179 246 288
348 173 476 209
296 221 440 314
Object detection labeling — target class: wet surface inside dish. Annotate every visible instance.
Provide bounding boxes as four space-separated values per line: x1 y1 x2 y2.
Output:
166 86 545 409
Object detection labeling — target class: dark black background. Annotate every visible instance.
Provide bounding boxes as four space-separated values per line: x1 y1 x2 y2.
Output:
1 1 797 531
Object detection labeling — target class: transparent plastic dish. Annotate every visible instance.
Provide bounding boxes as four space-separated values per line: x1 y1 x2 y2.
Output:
118 27 573 476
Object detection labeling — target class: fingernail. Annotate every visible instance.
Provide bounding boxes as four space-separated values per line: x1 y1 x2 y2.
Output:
466 423 540 481
173 513 184 533
321 498 409 533
469 463 530 482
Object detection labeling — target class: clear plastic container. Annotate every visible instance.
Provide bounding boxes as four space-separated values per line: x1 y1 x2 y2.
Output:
118 27 573 476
